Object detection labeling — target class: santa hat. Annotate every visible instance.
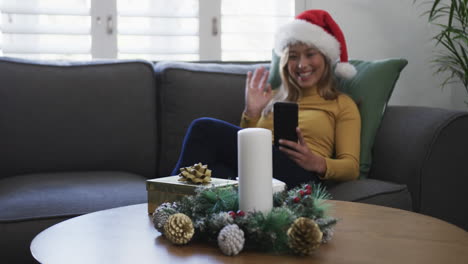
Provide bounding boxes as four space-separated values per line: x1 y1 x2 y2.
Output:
274 9 356 79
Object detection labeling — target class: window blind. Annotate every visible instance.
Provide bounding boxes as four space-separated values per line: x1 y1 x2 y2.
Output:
0 8 3 56
221 0 294 61
117 0 199 61
0 0 91 60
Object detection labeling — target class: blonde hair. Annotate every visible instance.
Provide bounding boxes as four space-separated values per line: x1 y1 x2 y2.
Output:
262 45 340 116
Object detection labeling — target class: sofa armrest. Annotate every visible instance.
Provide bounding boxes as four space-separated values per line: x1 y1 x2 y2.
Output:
368 105 468 230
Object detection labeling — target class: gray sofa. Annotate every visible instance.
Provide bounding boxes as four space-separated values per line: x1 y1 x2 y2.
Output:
0 57 467 263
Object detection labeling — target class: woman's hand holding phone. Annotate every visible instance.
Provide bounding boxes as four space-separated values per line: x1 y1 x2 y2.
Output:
279 127 327 174
244 67 273 118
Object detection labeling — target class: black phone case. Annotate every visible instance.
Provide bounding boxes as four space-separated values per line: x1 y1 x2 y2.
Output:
273 102 298 147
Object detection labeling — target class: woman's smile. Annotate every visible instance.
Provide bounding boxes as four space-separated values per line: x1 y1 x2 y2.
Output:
297 69 315 82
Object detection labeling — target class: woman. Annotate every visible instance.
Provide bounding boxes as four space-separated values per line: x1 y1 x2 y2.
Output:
172 9 361 188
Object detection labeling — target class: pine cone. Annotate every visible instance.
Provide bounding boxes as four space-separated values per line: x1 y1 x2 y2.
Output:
178 162 212 184
287 217 323 256
164 213 195 245
321 228 334 244
315 217 336 244
217 224 245 256
152 206 177 233
208 212 235 236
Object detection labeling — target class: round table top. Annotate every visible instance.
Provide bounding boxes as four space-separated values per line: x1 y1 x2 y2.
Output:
31 201 468 264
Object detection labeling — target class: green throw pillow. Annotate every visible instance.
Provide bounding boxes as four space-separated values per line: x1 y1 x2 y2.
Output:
338 59 407 178
268 53 408 178
268 50 283 89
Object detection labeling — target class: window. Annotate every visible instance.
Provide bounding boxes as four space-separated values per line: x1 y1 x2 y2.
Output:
0 0 303 61
0 8 3 56
221 0 295 61
117 0 199 61
0 0 91 60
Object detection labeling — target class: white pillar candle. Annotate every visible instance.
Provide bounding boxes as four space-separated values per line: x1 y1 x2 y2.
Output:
238 128 273 213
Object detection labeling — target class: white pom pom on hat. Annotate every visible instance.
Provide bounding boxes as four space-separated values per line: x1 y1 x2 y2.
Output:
274 9 356 79
335 62 357 79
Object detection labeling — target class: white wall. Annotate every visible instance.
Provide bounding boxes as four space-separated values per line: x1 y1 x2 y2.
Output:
304 0 466 110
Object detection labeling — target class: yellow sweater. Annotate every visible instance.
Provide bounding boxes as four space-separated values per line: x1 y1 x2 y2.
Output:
240 88 361 181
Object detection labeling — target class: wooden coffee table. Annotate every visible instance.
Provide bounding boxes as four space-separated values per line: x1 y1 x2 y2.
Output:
30 201 468 264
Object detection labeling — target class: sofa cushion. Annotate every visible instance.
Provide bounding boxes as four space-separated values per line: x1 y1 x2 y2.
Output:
0 171 147 222
328 179 412 211
0 57 158 179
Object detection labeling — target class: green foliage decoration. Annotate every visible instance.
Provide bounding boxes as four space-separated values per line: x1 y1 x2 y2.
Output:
237 207 296 253
156 182 338 255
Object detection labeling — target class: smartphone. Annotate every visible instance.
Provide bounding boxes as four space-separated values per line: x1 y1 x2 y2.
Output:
273 102 298 147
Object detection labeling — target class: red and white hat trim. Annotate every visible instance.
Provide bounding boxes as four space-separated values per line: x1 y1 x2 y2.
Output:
274 19 340 63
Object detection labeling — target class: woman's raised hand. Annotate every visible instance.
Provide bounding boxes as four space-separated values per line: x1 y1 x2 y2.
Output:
244 67 273 118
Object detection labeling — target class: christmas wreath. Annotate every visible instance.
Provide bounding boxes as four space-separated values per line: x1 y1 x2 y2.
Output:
152 182 337 256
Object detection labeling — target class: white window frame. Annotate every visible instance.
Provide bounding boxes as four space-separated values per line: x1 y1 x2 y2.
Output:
199 0 220 60
92 0 117 59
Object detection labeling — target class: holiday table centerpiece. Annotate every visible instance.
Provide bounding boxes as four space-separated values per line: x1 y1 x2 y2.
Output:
151 128 338 256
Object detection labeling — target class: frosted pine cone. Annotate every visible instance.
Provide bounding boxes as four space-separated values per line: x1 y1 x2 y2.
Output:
152 203 178 233
217 224 245 256
315 217 336 244
152 209 175 233
287 217 323 256
208 212 235 233
321 228 334 244
164 213 195 245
